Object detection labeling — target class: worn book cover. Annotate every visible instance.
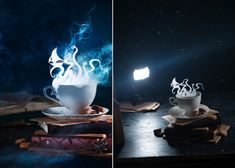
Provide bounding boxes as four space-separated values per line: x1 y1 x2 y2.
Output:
31 115 112 134
164 126 218 140
172 114 222 129
31 134 112 153
0 91 59 116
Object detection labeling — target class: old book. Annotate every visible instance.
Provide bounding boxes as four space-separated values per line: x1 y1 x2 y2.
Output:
172 113 222 129
38 121 111 135
31 134 112 153
31 115 112 134
164 126 219 140
164 124 230 143
0 91 59 116
165 134 222 144
120 101 160 112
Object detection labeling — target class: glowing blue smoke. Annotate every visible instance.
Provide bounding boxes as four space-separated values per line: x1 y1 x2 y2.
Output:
48 22 112 88
68 22 92 47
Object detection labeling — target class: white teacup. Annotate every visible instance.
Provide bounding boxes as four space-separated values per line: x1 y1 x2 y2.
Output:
43 83 97 114
169 91 201 116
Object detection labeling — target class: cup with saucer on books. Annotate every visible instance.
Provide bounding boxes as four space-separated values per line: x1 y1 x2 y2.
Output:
168 91 209 120
42 83 109 121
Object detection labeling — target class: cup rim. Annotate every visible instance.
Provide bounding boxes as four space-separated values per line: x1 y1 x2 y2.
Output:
176 91 201 99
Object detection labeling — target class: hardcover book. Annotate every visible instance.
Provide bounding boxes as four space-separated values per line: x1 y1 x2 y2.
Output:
0 91 59 116
31 134 112 153
31 115 112 134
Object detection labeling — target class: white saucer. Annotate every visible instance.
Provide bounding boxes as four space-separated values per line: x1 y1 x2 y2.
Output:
42 106 109 121
168 104 209 120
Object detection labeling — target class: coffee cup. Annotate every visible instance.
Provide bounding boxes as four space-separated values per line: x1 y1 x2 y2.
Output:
43 83 97 114
169 91 201 116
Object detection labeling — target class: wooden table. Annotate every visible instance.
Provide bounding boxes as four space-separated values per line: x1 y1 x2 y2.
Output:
115 92 235 168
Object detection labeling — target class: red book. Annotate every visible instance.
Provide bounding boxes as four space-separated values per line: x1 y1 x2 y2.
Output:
31 134 112 153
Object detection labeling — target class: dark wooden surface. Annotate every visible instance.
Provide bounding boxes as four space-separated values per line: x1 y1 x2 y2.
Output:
115 92 235 168
0 112 111 168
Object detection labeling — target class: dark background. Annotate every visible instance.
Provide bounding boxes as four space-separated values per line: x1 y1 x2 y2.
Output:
0 0 112 109
114 0 235 102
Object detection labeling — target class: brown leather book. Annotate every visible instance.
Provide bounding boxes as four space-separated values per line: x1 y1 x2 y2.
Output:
31 134 112 153
164 126 219 140
31 115 112 134
173 113 222 129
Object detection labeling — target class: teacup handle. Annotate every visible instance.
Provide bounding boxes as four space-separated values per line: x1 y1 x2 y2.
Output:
43 86 60 104
169 97 178 106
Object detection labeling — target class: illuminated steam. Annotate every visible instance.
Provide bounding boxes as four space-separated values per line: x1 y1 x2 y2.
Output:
170 78 204 97
48 22 112 91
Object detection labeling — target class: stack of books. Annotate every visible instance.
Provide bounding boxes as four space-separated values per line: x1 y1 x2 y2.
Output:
28 115 112 156
155 109 230 144
0 91 112 156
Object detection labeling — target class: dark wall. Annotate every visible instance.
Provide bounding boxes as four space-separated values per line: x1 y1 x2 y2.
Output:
114 0 235 101
0 0 112 108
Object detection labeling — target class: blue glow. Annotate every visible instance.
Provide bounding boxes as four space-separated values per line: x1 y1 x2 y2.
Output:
49 22 112 86
153 43 219 69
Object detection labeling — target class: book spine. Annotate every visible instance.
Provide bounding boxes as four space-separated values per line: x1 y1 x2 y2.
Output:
165 126 218 140
31 135 112 153
39 122 112 134
173 115 222 129
165 127 211 139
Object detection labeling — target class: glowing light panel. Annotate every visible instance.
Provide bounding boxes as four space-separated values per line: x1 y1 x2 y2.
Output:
133 67 150 81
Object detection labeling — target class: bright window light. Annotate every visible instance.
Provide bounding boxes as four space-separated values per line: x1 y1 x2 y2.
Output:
133 66 150 80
